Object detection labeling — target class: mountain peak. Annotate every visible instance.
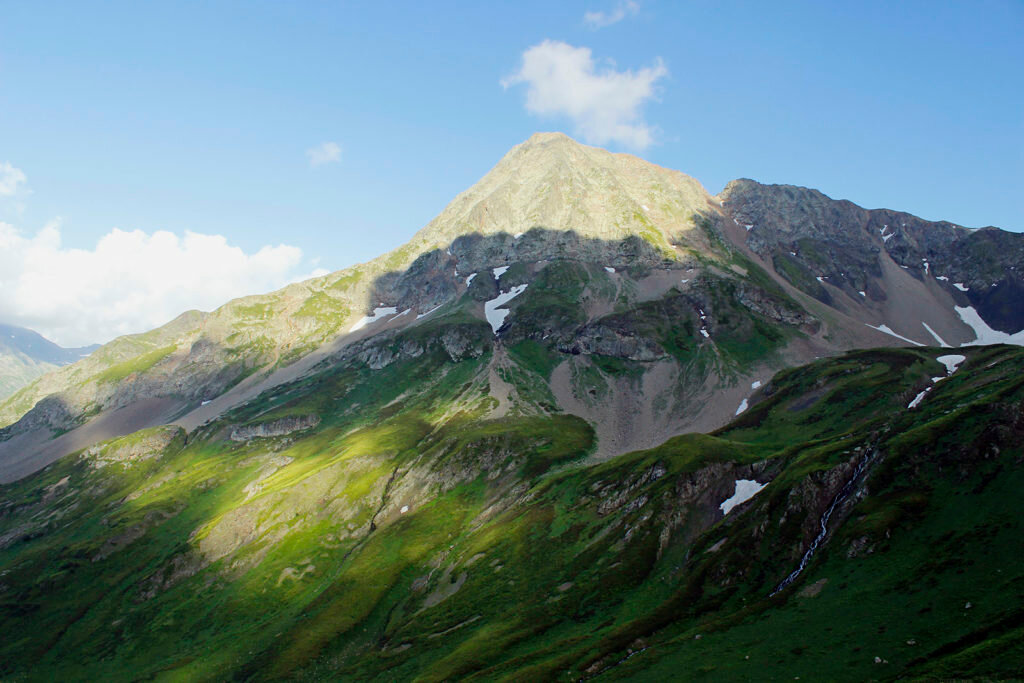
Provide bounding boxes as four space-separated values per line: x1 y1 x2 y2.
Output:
406 133 715 254
522 130 576 145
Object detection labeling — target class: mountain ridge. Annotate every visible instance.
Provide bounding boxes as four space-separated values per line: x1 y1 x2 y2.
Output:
0 323 99 400
1 133 1022 483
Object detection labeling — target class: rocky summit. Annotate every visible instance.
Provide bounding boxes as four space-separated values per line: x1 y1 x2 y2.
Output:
1 134 1022 680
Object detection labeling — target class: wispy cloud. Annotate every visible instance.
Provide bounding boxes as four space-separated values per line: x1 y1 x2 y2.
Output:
583 0 639 29
306 141 342 167
0 220 324 346
0 162 27 197
502 40 668 149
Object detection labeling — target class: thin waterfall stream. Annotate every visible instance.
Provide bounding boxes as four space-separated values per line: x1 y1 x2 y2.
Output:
770 446 879 596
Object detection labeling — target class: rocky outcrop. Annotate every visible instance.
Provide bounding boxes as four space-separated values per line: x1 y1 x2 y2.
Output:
83 426 184 469
566 323 666 362
734 282 817 328
229 415 320 442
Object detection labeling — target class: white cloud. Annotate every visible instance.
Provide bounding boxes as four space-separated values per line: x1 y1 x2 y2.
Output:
0 162 28 197
306 141 342 167
502 41 668 149
0 220 322 347
584 0 639 28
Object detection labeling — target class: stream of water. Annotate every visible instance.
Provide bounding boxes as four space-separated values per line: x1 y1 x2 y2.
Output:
770 447 877 596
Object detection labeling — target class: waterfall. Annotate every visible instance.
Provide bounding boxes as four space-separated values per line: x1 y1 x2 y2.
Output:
770 447 877 596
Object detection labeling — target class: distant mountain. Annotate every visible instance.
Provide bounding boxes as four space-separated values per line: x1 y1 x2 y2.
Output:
0 324 98 399
1 133 1023 680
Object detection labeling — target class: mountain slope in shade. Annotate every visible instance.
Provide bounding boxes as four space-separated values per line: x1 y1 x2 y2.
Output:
0 132 1022 484
1 343 1022 680
0 324 99 399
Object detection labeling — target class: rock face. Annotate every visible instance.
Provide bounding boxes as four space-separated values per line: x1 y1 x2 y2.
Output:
229 415 321 442
719 178 1024 333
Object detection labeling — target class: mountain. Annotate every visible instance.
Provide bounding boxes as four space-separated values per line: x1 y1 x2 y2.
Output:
3 133 1020 482
1 133 1022 680
0 324 98 400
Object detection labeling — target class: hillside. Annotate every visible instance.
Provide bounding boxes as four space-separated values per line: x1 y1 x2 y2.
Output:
0 133 1023 680
1 343 1022 679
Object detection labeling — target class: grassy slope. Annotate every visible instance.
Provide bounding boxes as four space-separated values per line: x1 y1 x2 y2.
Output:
0 344 1020 680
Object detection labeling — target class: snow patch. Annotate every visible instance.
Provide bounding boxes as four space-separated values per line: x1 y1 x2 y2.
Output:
465 273 477 286
700 329 710 338
642 204 650 211
416 304 442 320
859 291 866 297
921 322 950 347
492 266 509 279
513 232 524 239
936 275 949 281
953 282 969 292
866 323 923 346
484 284 528 335
955 306 1024 346
201 400 212 406
745 224 753 231
604 266 616 273
735 398 749 415
907 389 930 409
751 380 762 390
350 306 398 332
936 354 966 375
720 480 766 515
400 505 409 514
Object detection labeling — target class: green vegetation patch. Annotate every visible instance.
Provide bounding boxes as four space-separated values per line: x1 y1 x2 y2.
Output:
94 344 177 384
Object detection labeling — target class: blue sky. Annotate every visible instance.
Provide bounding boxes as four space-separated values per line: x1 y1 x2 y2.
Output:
1 1 1022 344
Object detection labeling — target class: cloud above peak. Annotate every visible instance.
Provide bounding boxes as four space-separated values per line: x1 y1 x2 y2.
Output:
307 141 342 167
584 0 639 29
0 220 326 347
502 40 668 150
0 162 28 197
